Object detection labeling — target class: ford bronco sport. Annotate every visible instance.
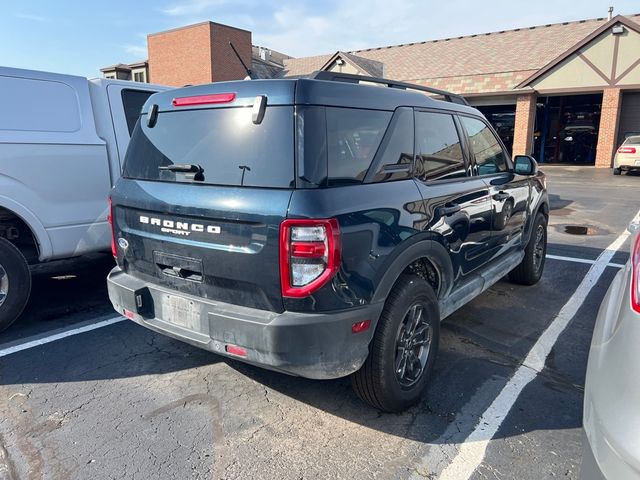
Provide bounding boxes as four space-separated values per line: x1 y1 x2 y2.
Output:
107 72 548 412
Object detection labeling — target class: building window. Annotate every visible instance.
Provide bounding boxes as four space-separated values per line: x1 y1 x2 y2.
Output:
104 74 116 79
133 71 146 83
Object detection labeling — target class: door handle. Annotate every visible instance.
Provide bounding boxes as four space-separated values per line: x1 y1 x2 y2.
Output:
438 204 461 216
493 192 510 201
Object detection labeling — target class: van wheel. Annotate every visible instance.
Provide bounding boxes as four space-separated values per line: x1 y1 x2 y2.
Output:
351 275 439 412
509 213 547 286
613 168 621 176
0 237 31 332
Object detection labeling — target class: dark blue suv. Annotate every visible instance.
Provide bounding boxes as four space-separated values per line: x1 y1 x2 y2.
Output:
107 72 548 412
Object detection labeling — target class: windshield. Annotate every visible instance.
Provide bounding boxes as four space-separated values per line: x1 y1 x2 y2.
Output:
123 106 295 188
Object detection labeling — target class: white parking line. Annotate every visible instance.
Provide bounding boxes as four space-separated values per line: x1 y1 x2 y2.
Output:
429 212 637 480
0 315 125 358
546 253 625 268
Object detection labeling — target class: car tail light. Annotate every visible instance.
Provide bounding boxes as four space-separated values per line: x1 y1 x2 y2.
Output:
632 234 640 314
172 93 236 107
280 219 341 297
618 146 637 154
108 196 116 258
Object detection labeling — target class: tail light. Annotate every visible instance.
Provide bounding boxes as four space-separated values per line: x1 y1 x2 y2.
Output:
108 196 117 258
632 234 640 314
280 219 341 297
618 146 637 154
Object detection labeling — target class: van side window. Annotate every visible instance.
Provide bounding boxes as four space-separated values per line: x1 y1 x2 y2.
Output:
414 111 466 182
459 116 509 175
121 89 153 136
326 108 391 186
369 107 414 183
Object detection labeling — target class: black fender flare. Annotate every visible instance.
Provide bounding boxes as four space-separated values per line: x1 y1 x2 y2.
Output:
523 196 549 245
371 234 454 304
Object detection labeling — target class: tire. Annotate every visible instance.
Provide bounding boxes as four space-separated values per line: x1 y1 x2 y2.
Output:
351 275 440 412
509 213 547 286
0 237 31 333
613 168 621 176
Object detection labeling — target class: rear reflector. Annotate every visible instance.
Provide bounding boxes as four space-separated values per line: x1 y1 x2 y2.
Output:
351 320 371 334
632 234 640 314
123 309 135 320
225 344 247 357
618 146 637 154
172 92 236 107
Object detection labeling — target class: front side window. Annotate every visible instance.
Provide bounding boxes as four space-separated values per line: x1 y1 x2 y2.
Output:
460 116 509 175
414 111 466 182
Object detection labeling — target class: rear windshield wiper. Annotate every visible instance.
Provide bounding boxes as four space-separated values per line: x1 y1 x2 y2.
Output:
158 164 204 181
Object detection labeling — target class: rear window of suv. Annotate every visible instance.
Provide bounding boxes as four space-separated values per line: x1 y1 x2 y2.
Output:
123 106 295 188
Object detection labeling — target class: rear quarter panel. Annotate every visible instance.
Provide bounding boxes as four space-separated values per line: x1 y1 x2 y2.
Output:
285 180 430 312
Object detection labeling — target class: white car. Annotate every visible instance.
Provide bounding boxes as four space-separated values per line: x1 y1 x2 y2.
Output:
0 67 169 332
581 217 640 479
613 135 640 175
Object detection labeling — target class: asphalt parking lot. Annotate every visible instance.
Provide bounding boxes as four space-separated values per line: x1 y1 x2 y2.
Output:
0 166 638 480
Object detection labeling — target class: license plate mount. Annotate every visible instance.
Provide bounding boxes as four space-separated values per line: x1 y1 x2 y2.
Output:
161 294 201 331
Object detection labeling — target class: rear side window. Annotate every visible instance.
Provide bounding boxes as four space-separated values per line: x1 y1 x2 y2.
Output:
326 108 391 186
0 76 80 133
414 111 466 182
460 116 509 175
121 89 154 136
369 107 414 183
123 106 294 188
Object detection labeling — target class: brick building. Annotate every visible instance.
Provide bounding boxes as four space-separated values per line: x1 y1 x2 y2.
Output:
102 13 640 167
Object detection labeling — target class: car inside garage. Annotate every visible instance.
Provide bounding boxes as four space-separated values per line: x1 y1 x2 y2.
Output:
532 94 602 165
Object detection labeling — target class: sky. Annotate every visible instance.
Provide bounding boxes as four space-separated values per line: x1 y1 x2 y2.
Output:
1 0 638 78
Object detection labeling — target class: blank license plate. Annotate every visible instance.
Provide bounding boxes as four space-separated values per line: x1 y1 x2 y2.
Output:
161 294 201 330
635 160 640 166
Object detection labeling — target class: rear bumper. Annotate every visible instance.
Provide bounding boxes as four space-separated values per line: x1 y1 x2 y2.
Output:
614 155 640 169
107 267 384 379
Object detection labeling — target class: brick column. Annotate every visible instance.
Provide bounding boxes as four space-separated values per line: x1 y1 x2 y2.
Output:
595 88 622 168
512 93 537 156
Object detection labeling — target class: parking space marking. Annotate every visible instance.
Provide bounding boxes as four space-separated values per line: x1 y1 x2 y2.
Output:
0 315 125 358
429 209 638 480
546 253 625 268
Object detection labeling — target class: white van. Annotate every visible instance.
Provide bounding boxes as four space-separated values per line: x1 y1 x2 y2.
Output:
0 66 169 331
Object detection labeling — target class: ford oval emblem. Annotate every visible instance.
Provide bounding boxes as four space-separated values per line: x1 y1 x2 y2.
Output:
118 238 129 249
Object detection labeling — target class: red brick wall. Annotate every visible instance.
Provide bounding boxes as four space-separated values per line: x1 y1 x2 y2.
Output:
148 23 213 87
210 23 252 82
595 88 622 168
148 22 252 87
512 93 537 156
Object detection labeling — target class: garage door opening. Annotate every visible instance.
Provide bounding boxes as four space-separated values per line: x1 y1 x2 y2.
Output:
533 93 602 164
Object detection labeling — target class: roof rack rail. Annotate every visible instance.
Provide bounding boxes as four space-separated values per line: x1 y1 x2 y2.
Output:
310 71 469 106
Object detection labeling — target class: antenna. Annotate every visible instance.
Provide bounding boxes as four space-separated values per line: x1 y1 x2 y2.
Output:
228 41 256 79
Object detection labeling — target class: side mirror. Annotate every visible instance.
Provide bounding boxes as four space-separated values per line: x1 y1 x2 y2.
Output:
513 155 538 176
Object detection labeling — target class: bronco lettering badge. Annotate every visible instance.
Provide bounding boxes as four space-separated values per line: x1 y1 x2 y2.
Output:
139 215 221 236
